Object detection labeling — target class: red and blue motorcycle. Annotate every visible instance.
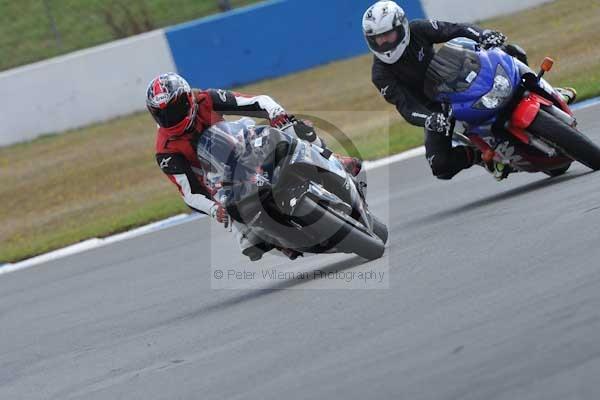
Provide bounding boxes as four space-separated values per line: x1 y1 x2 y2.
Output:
425 39 600 177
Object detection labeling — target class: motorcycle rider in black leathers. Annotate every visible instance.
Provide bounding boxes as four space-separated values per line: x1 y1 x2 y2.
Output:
363 1 577 180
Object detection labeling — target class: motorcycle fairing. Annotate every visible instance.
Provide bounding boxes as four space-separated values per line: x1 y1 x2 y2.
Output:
426 39 573 172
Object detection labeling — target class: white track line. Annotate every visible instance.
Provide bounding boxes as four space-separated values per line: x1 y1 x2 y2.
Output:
363 146 425 170
0 214 203 275
572 97 600 111
2 97 600 275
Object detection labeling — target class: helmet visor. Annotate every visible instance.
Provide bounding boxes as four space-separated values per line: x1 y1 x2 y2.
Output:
150 93 191 128
367 25 406 54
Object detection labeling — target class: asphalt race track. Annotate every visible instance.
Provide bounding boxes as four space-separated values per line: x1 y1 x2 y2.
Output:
2 105 600 400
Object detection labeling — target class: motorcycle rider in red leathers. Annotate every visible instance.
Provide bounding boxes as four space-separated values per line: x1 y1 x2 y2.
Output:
147 72 361 261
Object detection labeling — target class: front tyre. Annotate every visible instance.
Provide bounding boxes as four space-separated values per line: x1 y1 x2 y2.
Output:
544 163 571 177
294 197 385 261
529 110 600 170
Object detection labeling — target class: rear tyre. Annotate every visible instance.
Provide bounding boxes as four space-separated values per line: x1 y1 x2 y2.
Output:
529 110 600 170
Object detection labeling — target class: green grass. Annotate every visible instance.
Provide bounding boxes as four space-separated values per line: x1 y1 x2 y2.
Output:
2 0 600 263
1 197 188 263
0 0 261 71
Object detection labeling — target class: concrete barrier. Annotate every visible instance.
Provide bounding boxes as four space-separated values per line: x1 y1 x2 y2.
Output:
0 30 175 146
421 0 553 22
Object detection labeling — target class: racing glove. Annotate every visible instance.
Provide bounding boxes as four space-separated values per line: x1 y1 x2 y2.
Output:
480 30 507 49
210 203 230 229
291 118 319 143
425 113 451 136
272 114 320 144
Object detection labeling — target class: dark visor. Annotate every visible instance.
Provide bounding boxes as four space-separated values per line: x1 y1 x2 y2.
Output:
150 94 190 128
367 25 406 53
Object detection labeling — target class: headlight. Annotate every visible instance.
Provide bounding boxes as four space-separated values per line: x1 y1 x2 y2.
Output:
473 65 513 110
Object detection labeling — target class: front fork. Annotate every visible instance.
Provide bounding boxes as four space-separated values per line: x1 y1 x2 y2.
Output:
506 92 577 157
460 70 577 163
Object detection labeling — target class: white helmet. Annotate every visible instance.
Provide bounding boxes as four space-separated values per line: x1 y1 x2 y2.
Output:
362 1 410 64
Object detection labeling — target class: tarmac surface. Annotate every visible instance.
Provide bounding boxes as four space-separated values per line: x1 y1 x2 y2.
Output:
2 105 600 399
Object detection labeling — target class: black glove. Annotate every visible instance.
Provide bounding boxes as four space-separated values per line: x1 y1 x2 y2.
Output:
273 114 319 143
480 30 507 49
292 118 318 143
425 113 451 136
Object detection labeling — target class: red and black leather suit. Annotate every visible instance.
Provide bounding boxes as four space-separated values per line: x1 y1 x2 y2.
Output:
155 89 289 216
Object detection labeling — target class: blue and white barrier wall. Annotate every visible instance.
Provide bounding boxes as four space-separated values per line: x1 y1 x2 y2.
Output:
164 0 424 89
0 0 549 146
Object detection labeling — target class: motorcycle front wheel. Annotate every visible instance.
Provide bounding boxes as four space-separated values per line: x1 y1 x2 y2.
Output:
294 197 385 261
529 110 600 170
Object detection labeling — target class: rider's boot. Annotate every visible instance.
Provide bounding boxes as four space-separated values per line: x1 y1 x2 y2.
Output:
243 243 303 262
336 154 363 177
489 161 512 181
471 147 511 181
555 87 577 105
279 247 303 260
242 242 274 262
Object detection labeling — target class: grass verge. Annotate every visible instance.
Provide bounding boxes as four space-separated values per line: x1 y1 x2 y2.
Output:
1 0 600 263
0 0 260 71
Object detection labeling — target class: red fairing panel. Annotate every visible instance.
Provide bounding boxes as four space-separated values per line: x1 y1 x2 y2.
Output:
510 94 554 129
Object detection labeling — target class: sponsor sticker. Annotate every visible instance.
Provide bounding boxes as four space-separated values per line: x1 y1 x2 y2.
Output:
153 93 169 106
466 71 478 83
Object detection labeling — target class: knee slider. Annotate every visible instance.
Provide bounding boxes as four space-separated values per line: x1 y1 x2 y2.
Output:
428 154 451 177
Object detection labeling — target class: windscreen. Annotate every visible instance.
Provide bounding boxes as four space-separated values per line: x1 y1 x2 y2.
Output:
196 121 287 203
196 121 259 191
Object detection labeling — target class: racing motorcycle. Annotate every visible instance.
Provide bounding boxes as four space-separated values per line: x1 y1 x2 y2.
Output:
196 119 388 261
425 38 600 178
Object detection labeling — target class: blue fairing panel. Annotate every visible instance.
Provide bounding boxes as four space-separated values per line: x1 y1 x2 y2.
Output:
165 0 425 89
